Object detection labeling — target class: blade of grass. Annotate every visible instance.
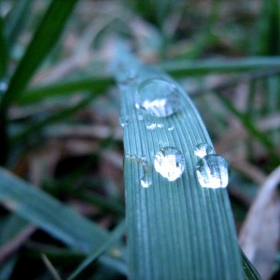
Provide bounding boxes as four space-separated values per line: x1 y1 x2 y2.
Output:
0 0 78 165
114 49 255 279
11 94 92 145
1 0 78 108
213 90 280 167
67 220 125 280
0 167 108 253
159 57 280 78
16 76 114 105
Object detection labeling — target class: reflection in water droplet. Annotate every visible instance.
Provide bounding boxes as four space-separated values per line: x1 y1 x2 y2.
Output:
137 78 180 118
194 143 214 158
196 155 229 188
146 121 156 130
119 114 130 127
168 125 174 131
154 147 185 181
157 122 164 128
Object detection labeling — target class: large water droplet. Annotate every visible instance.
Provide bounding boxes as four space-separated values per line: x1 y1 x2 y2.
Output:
119 114 130 127
196 155 229 188
154 147 185 181
137 78 180 118
194 143 214 158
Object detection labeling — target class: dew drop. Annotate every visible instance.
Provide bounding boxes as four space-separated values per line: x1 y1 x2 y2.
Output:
140 172 152 188
119 114 130 127
194 143 214 158
196 155 229 188
168 125 174 131
116 69 137 85
137 78 180 118
146 120 156 130
154 147 185 181
138 113 144 121
140 159 152 188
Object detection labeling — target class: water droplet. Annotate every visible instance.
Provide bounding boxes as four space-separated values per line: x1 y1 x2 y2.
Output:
154 147 185 181
140 159 152 188
116 69 137 85
157 122 164 128
140 172 152 188
125 154 137 160
137 78 180 118
194 143 214 158
196 155 229 188
146 121 156 130
167 125 174 131
138 113 144 121
119 114 130 127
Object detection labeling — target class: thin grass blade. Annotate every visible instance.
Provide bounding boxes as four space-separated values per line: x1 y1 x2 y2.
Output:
0 167 108 253
1 0 78 108
67 220 126 280
0 16 8 77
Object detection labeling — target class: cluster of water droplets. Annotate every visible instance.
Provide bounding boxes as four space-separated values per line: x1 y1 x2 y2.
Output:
194 143 229 189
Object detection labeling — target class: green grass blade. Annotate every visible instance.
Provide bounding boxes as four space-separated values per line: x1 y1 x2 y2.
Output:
11 95 92 145
16 76 114 105
67 220 125 280
115 51 245 279
1 0 78 108
213 88 280 167
159 57 280 77
0 167 108 253
0 16 8 77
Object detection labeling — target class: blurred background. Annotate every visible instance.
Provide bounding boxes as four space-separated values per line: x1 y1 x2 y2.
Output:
0 0 279 279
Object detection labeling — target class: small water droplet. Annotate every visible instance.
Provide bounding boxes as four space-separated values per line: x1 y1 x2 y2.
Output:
125 154 137 160
168 125 174 131
140 172 152 188
137 78 180 118
157 122 164 128
140 159 152 188
138 113 144 121
119 114 130 127
196 155 229 188
194 143 214 158
154 147 185 181
146 121 156 130
117 69 137 85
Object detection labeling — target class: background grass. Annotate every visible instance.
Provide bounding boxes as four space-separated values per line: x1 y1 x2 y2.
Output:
0 0 279 279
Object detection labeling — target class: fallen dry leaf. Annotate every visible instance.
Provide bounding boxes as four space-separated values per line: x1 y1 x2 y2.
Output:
239 166 280 280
